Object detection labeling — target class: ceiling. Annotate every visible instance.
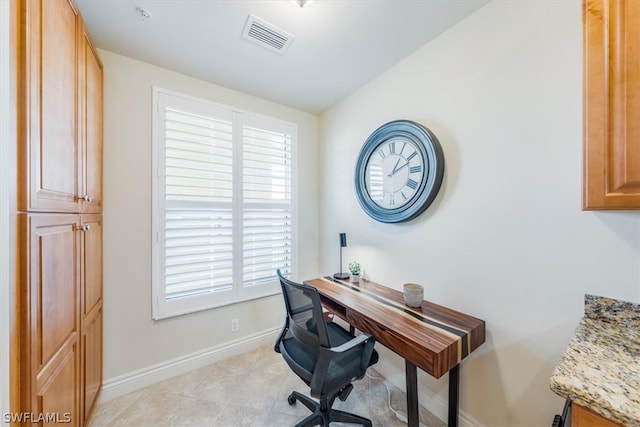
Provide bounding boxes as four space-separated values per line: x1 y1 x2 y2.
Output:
75 0 490 114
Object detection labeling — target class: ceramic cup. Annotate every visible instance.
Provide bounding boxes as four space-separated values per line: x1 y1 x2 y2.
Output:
403 283 424 307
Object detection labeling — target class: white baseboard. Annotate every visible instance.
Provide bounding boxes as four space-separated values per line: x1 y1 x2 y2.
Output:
374 357 482 427
98 327 281 404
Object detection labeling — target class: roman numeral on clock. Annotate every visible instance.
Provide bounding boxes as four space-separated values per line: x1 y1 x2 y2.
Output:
406 179 418 190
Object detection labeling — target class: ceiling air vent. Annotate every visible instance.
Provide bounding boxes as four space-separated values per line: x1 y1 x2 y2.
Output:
242 14 294 55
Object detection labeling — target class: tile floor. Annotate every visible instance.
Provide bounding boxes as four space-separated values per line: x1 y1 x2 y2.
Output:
88 344 446 427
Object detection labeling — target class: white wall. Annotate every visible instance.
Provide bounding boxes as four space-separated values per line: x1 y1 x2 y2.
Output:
100 50 320 382
319 1 640 426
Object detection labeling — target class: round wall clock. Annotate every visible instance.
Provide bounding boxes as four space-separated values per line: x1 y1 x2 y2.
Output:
354 120 444 223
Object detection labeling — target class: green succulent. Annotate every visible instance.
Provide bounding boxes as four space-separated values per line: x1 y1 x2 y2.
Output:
348 261 361 275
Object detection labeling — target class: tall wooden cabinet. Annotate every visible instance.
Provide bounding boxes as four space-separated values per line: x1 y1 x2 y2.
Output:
583 0 640 209
17 0 103 425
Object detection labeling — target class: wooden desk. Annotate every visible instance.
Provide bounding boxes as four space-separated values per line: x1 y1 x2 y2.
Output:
304 276 485 427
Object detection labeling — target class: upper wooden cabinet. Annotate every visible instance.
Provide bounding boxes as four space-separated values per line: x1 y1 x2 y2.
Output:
583 0 640 209
79 22 103 214
21 0 80 212
20 0 103 214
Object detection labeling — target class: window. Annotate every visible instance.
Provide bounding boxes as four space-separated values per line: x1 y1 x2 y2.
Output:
152 88 296 319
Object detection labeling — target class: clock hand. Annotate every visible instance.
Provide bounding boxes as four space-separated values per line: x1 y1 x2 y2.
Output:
389 161 409 177
387 158 401 177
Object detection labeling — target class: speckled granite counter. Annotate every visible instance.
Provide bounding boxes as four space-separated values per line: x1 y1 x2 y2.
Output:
550 295 640 426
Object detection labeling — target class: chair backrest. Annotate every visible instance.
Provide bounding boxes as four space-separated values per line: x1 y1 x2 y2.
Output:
277 269 330 349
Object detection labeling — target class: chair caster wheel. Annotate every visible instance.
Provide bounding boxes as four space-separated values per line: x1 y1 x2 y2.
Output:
287 394 297 405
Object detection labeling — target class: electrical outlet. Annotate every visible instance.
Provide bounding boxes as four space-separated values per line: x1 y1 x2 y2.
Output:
231 318 240 332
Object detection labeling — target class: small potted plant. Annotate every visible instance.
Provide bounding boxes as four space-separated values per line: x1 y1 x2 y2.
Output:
348 261 361 283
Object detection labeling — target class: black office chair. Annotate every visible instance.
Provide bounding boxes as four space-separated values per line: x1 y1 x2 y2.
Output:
275 269 379 427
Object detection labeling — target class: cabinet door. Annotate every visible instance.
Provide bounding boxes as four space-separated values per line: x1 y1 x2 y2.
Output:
572 403 622 427
21 0 81 212
21 213 81 426
80 214 102 422
82 307 102 423
583 0 640 209
79 24 103 214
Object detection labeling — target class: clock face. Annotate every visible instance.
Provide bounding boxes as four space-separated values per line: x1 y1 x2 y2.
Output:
365 138 425 209
354 120 444 223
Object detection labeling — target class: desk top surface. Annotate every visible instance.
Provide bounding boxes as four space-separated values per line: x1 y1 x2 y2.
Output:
304 276 485 378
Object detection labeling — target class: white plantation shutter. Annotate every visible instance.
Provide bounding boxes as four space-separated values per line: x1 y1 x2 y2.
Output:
152 88 296 319
241 123 293 298
165 208 233 298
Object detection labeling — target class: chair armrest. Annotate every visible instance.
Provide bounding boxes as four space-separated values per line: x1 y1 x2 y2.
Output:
327 333 373 354
329 333 376 373
309 331 376 398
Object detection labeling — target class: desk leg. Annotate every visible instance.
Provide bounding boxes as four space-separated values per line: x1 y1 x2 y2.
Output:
405 360 419 427
448 364 460 427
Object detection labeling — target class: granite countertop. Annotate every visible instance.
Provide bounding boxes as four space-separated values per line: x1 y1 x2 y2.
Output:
550 295 640 426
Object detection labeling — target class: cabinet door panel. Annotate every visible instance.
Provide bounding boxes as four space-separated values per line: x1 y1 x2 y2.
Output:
82 307 102 422
36 341 79 427
583 0 640 209
29 214 80 368
22 0 80 212
608 0 640 191
81 215 102 315
81 27 103 214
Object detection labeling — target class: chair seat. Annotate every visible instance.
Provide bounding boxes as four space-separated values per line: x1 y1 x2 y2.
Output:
280 322 378 397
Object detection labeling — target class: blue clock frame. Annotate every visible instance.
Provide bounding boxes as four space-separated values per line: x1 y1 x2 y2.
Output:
354 120 444 223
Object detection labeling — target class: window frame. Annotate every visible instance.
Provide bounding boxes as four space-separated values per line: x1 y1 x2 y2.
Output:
151 87 297 320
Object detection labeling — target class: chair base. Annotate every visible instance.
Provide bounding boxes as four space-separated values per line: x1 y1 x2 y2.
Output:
288 390 372 427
